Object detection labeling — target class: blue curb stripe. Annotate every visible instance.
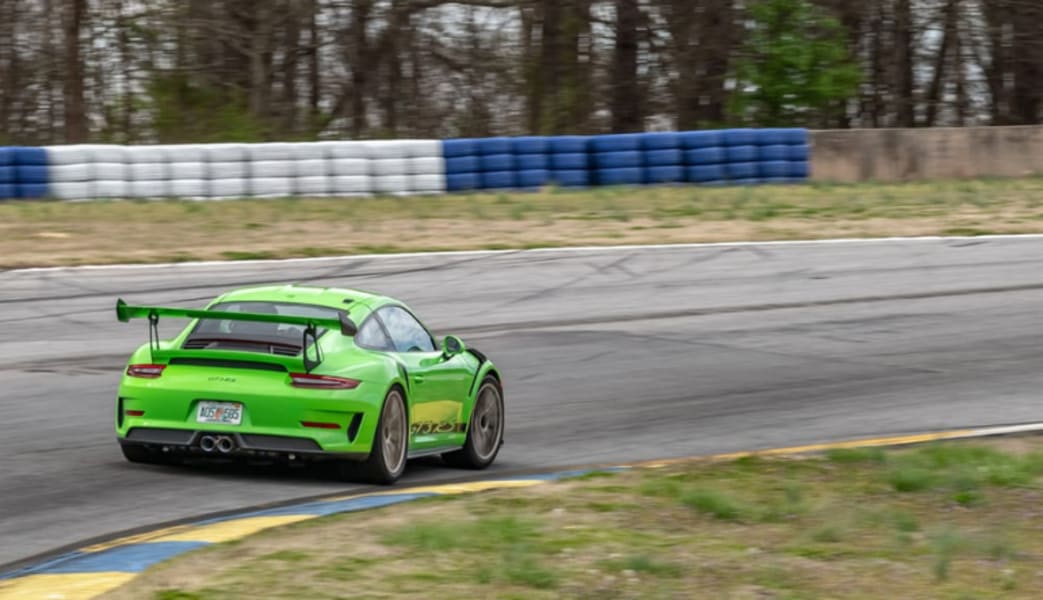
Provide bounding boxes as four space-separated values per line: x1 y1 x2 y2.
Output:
208 492 437 521
20 542 209 575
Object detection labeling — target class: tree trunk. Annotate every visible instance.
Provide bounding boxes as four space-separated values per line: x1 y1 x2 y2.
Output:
893 0 916 127
307 0 320 124
348 0 373 138
282 2 301 134
63 0 88 142
924 0 957 127
611 0 641 132
538 0 561 133
1010 1 1043 124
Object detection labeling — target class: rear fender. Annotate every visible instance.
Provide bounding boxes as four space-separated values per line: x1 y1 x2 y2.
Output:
462 357 502 425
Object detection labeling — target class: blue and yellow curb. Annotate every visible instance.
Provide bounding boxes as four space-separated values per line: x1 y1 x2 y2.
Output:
4 423 1043 599
0 475 574 599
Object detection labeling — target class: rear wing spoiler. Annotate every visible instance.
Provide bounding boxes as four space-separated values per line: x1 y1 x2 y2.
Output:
115 298 358 372
115 299 358 336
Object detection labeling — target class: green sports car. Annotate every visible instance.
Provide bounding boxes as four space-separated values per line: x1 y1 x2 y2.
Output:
114 284 504 484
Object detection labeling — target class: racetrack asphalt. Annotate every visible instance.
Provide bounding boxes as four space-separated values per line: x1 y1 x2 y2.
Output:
2 237 1043 568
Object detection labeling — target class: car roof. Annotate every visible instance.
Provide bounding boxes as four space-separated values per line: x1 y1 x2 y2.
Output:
210 284 393 319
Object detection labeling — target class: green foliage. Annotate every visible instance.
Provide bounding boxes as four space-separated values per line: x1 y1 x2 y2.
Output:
731 0 861 126
147 74 271 143
681 489 745 521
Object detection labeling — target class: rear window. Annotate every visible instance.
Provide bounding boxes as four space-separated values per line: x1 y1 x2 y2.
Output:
184 301 343 353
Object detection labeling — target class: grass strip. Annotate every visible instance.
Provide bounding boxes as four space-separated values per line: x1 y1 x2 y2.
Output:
105 436 1043 599
2 177 1043 268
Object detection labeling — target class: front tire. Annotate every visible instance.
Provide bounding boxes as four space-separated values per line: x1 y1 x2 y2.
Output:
348 387 409 485
443 377 504 469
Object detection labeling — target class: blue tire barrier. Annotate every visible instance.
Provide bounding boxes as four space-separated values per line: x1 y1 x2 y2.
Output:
641 132 681 150
511 137 549 154
447 172 481 192
15 165 50 184
446 155 479 173
550 153 588 170
645 148 683 167
645 165 686 184
0 183 15 199
590 133 643 153
787 161 810 178
759 128 805 146
480 153 514 172
547 136 590 154
442 139 477 158
756 128 806 146
725 145 759 163
517 169 551 188
684 147 726 166
758 161 791 179
515 153 549 171
720 129 759 146
597 167 644 186
688 164 727 183
732 178 763 186
0 165 14 182
787 144 811 162
552 169 591 187
17 183 49 198
0 147 14 166
14 147 49 166
758 145 790 162
594 151 642 169
680 130 723 149
726 162 760 180
475 137 512 155
482 171 517 189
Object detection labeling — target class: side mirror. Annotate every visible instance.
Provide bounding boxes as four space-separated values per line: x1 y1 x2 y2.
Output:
442 335 466 358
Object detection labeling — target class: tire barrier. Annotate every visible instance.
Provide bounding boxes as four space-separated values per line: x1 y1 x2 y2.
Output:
0 147 50 199
0 129 809 200
443 128 809 192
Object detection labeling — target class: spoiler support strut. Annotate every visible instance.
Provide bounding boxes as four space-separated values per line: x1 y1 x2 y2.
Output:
148 311 160 363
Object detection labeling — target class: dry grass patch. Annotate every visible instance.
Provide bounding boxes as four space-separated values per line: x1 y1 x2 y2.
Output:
104 436 1043 599
2 177 1043 267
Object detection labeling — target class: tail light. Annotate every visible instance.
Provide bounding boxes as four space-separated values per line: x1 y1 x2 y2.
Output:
301 421 341 429
126 364 166 378
289 373 361 390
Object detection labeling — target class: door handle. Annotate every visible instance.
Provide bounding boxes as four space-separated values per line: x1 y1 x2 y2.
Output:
412 375 425 384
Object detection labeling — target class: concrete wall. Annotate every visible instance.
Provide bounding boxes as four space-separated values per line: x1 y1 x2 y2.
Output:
811 125 1043 182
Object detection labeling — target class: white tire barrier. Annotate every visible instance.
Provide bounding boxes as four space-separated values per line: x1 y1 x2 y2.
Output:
41 139 447 200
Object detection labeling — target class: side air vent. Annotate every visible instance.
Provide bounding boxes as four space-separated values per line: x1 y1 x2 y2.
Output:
168 358 288 372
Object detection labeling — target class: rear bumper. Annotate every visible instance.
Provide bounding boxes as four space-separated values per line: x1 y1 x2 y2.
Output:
119 427 369 462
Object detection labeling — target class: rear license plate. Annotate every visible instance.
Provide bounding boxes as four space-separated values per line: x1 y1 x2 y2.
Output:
196 401 243 425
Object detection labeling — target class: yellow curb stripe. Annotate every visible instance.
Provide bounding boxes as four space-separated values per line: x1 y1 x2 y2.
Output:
324 478 548 502
148 515 314 544
367 479 547 497
0 572 136 600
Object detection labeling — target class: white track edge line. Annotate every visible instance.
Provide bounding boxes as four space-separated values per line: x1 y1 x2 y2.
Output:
9 233 1043 275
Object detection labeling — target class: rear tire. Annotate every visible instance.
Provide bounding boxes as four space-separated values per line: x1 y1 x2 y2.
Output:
346 388 408 485
443 377 504 469
120 444 174 465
